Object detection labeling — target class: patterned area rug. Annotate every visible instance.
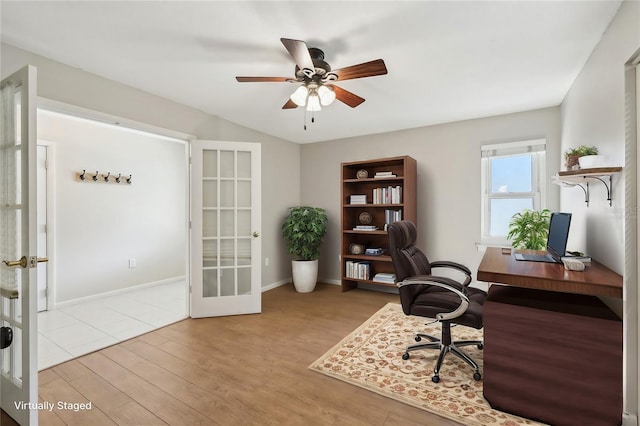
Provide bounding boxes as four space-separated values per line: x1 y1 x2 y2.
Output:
309 303 545 426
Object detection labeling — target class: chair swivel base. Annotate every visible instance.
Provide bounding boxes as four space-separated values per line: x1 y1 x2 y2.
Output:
402 337 484 383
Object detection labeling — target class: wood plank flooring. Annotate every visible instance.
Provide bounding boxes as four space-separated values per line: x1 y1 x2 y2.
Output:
12 283 464 425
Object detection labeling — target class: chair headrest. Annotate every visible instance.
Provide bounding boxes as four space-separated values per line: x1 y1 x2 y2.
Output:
388 221 417 250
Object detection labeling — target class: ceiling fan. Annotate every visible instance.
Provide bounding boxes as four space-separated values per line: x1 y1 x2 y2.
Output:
235 38 388 111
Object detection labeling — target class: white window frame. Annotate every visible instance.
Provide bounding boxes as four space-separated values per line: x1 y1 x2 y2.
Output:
480 139 546 246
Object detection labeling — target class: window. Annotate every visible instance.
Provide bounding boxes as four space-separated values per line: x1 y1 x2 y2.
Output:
481 139 546 245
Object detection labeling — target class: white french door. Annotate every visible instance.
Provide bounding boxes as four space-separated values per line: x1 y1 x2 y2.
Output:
190 141 261 318
0 66 40 425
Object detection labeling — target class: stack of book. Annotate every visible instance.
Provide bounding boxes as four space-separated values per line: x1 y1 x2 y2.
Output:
372 186 402 204
345 261 371 280
353 225 378 231
373 273 396 284
350 194 367 205
374 171 397 178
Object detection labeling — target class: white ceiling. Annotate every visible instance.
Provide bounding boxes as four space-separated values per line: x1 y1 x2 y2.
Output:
1 1 622 144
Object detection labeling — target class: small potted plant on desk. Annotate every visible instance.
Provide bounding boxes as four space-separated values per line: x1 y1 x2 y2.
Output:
281 206 328 293
507 209 551 250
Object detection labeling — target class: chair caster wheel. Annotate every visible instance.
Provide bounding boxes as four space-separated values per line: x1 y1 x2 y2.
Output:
415 336 422 342
402 353 410 360
477 343 484 350
432 375 440 383
473 372 482 381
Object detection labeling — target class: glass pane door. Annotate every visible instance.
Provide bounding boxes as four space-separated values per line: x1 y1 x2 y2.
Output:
191 141 261 318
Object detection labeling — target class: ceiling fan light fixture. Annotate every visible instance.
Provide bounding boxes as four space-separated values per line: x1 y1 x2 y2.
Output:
290 85 308 107
306 93 322 111
318 85 336 106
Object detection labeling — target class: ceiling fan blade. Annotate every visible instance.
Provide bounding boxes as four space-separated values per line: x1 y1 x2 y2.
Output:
280 38 315 71
236 76 292 82
282 99 298 109
331 59 388 81
329 85 365 108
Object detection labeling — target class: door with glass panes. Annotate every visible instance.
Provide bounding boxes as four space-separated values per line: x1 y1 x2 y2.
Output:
190 141 261 318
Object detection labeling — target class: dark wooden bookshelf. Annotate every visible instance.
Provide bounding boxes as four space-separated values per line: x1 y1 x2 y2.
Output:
340 156 417 291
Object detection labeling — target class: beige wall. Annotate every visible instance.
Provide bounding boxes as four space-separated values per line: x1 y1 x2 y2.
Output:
558 1 639 423
301 107 561 285
1 43 300 289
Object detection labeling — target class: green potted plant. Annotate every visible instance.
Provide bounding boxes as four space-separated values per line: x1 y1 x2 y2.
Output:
507 209 551 250
281 206 328 293
564 145 598 170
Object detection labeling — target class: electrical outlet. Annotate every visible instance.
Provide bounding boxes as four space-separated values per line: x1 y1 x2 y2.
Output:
129 258 136 268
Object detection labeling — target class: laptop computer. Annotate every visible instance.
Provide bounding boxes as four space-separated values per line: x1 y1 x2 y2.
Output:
514 212 572 263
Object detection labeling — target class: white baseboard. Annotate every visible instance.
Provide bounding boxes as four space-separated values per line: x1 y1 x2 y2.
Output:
623 413 638 426
318 278 341 286
261 277 341 292
55 276 186 309
261 279 291 292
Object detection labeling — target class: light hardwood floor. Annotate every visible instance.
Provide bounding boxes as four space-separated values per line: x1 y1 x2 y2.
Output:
11 283 464 426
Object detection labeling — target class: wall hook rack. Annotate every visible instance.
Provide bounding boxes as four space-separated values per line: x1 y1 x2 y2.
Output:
76 170 132 185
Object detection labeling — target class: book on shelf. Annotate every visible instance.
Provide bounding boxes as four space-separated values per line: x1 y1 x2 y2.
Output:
353 225 379 231
372 186 402 204
345 261 371 280
349 194 367 205
374 171 397 178
384 209 402 225
373 273 396 284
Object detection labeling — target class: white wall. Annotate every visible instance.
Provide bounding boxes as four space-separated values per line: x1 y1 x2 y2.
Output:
38 110 186 302
301 107 561 285
1 43 300 290
559 1 639 423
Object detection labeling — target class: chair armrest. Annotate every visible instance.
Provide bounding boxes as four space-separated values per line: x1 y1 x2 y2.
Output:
398 276 470 321
430 261 472 286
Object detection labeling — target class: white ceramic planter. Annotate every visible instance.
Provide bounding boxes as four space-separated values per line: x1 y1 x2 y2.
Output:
578 155 606 169
291 259 318 293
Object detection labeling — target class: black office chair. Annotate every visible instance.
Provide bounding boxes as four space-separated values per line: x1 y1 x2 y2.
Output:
387 221 487 383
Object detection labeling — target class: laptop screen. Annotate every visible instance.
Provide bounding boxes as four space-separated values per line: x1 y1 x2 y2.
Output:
547 212 572 261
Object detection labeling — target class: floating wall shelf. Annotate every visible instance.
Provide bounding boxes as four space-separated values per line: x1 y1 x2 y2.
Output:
553 167 622 207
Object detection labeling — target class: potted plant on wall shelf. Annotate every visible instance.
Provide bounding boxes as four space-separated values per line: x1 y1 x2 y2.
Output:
564 145 599 170
281 206 328 293
507 209 551 250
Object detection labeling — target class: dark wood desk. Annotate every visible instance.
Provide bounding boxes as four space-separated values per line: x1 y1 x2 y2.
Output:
477 247 622 298
478 247 623 425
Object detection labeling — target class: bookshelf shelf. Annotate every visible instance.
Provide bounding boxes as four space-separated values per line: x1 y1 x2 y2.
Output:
341 156 417 292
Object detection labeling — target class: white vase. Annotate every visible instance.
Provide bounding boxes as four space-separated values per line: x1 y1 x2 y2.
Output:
291 259 318 293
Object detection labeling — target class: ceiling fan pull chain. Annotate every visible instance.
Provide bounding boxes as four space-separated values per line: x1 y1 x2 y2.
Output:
304 108 307 130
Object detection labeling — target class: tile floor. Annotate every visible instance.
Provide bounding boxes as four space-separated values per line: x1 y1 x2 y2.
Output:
38 280 188 370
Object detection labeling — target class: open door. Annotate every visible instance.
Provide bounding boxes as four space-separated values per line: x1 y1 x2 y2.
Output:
1 66 42 425
190 141 261 318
